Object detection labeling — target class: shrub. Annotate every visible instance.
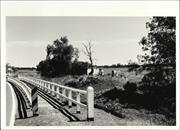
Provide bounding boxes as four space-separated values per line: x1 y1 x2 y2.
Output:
123 82 137 93
71 61 89 75
65 80 78 88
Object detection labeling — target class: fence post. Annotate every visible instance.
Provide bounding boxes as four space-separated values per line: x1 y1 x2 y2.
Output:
87 86 94 121
51 85 54 96
76 92 80 113
68 90 72 108
44 82 46 91
32 87 38 116
56 86 60 100
53 85 56 97
62 88 66 102
43 82 46 90
48 84 51 94
44 83 47 92
38 81 40 88
41 81 43 89
39 81 41 89
43 82 46 91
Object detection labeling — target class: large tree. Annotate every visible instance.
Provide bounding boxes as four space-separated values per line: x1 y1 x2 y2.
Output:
37 36 89 77
139 17 176 66
137 17 176 116
37 36 76 76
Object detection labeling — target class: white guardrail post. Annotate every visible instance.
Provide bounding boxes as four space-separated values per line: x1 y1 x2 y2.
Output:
56 86 60 100
68 90 72 108
49 84 52 94
62 88 66 102
76 92 81 113
87 86 94 121
52 85 56 97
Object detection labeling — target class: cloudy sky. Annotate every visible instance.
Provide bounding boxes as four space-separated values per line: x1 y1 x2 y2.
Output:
6 17 150 67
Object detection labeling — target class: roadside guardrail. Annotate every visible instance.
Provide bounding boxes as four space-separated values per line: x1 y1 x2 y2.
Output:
19 76 94 121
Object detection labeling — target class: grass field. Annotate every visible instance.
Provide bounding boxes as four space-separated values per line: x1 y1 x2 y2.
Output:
15 67 175 125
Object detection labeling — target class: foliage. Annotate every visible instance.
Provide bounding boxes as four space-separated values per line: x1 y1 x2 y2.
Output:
123 82 137 93
71 61 89 75
138 66 176 115
139 17 176 65
36 59 54 77
37 36 88 77
137 17 176 116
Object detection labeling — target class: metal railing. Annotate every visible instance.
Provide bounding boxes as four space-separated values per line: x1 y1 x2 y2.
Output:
19 76 94 121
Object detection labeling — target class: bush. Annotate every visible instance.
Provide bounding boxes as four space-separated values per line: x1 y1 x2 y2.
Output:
64 80 78 88
71 61 89 75
123 82 137 93
139 67 176 117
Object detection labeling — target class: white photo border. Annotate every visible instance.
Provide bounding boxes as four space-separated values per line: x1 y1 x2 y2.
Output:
1 1 179 130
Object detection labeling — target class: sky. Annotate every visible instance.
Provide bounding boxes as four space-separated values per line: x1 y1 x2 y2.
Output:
6 17 150 67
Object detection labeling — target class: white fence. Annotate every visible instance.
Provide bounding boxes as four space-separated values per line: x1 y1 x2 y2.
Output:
19 76 94 121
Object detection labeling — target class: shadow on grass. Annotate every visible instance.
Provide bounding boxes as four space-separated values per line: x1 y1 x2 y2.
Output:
98 83 175 119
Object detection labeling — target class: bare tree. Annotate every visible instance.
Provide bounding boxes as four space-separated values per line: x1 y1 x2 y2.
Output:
82 42 94 75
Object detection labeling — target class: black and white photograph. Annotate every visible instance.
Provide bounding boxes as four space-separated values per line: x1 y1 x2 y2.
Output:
1 0 179 129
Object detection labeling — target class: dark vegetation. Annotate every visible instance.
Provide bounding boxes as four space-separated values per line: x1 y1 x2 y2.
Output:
36 36 89 77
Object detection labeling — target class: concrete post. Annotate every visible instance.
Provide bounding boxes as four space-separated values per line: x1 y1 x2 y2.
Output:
40 81 42 89
51 85 55 96
32 87 38 116
51 84 53 95
43 82 46 91
42 82 44 90
56 86 60 100
45 83 48 92
76 92 81 113
68 90 72 108
44 83 47 91
41 81 43 89
53 85 56 97
38 81 40 88
87 86 94 121
48 84 51 94
62 88 66 102
39 81 41 89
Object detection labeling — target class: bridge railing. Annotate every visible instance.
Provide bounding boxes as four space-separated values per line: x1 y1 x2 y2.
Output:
6 82 16 126
19 76 94 121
